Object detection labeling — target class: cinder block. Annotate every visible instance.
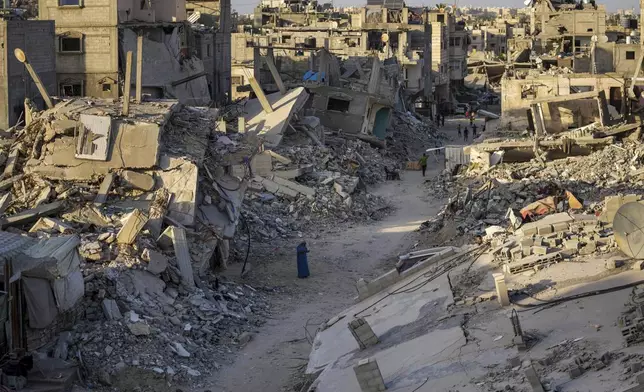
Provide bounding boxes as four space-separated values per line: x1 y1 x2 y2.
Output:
552 222 569 232
348 318 379 350
532 245 548 255
565 240 580 250
537 224 553 235
524 365 545 392
520 238 534 247
354 358 386 392
522 246 532 257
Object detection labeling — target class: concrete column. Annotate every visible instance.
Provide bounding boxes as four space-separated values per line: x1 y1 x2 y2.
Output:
402 7 408 23
493 273 510 306
237 116 245 133
382 8 387 23
354 358 386 392
361 32 368 51
348 318 379 349
398 31 407 62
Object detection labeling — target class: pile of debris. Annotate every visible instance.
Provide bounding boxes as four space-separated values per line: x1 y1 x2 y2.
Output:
387 111 442 162
241 134 394 241
0 97 272 388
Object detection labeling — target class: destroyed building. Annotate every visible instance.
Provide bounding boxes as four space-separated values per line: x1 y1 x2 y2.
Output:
37 0 231 105
231 2 468 111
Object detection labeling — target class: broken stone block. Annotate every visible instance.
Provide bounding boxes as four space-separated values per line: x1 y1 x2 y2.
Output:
520 237 534 247
569 365 583 379
116 209 149 244
524 364 545 392
522 246 532 257
94 173 115 205
637 371 644 385
128 322 150 336
29 217 74 234
170 342 190 357
102 299 122 320
0 193 10 215
565 240 580 250
605 259 625 270
552 222 569 232
537 224 553 235
142 248 168 275
121 170 155 191
510 246 523 260
532 245 548 255
580 241 597 255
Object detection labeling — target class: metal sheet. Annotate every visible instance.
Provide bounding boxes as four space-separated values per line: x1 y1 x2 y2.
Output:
614 202 644 259
444 145 469 172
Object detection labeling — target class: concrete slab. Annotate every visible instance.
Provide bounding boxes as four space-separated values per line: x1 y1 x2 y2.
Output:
40 121 161 171
244 87 309 147
307 268 455 374
155 156 198 227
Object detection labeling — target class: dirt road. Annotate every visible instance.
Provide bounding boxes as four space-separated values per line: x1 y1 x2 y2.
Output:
210 121 465 392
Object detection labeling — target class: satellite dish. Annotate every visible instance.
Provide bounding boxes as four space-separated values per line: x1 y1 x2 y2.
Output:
599 35 609 43
381 33 389 43
14 48 26 63
524 0 533 6
614 202 644 259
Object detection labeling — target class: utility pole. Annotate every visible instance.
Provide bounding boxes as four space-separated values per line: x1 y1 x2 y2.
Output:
423 8 433 119
14 48 53 109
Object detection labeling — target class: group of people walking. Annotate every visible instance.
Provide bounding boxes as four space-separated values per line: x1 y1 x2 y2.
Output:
456 118 483 142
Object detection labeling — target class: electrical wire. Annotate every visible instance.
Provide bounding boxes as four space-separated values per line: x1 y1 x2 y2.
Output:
510 279 644 314
353 245 487 318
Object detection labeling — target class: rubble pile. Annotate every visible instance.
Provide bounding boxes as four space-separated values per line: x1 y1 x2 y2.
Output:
242 137 393 241
476 341 613 392
480 141 644 192
0 98 274 388
387 111 442 162
486 212 616 275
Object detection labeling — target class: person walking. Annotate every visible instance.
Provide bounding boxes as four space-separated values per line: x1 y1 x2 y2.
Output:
472 123 478 137
463 126 469 142
441 114 445 126
419 153 428 177
457 123 462 138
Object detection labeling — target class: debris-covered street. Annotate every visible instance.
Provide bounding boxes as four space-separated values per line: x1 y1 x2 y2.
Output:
8 0 644 392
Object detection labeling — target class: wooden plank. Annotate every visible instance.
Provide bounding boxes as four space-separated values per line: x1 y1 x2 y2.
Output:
171 227 195 288
123 51 133 116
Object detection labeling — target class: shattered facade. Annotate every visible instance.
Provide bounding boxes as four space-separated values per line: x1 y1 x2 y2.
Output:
37 0 230 105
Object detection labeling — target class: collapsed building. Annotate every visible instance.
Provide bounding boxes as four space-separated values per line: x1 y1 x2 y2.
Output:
231 1 469 114
37 0 231 107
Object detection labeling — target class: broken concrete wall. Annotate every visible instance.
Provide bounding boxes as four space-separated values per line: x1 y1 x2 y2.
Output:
501 75 624 131
122 25 211 106
31 121 162 179
614 43 642 76
308 86 393 137
117 0 187 23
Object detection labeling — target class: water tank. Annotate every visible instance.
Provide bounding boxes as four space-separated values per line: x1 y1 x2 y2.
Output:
304 37 317 48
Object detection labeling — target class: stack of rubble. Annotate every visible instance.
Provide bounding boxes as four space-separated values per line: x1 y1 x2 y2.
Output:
387 111 443 162
488 212 616 275
241 135 393 241
0 98 271 387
